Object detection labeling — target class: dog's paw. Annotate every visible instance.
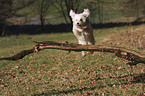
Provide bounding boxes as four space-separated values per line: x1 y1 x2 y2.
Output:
77 28 83 32
82 26 87 29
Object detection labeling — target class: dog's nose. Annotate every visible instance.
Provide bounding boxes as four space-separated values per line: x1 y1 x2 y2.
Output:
77 23 79 25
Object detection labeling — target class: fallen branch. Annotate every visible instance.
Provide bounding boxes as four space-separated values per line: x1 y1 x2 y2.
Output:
1 41 145 65
0 48 36 61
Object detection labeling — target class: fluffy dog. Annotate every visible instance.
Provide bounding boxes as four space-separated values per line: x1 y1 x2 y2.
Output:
70 9 95 56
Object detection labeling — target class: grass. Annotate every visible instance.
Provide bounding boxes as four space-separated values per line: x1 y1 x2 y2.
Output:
105 24 145 54
0 25 145 95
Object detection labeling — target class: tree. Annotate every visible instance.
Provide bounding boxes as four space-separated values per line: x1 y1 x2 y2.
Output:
86 0 121 23
121 0 145 19
31 0 53 32
54 0 82 24
86 0 98 23
0 0 35 36
0 0 12 22
86 0 104 23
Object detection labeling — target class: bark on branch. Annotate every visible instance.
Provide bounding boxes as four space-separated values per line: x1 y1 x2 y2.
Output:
1 41 145 65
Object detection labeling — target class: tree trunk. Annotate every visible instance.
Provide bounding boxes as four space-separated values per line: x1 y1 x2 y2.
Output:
1 23 6 36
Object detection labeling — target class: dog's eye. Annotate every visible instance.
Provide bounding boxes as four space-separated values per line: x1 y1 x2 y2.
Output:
80 19 83 21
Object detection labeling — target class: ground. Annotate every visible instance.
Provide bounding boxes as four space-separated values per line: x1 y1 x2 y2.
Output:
0 24 145 95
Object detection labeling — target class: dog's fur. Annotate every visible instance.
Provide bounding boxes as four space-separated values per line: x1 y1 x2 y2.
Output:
70 9 95 56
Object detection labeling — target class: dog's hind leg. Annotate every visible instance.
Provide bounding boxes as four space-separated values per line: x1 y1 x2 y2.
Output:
88 41 95 54
78 40 87 57
82 51 86 57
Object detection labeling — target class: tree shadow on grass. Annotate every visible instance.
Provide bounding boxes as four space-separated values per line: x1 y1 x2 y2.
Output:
33 73 145 96
0 21 145 36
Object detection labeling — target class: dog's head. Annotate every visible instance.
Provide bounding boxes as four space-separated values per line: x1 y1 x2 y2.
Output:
70 9 90 28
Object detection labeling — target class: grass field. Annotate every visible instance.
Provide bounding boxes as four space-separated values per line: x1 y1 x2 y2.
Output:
0 25 145 95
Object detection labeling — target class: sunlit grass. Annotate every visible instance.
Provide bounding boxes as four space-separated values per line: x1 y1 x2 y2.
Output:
0 25 145 95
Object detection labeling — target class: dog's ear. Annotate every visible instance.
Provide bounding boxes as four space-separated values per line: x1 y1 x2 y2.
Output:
83 9 90 17
70 10 76 18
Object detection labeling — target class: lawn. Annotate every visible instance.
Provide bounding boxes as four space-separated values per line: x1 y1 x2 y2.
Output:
0 25 145 95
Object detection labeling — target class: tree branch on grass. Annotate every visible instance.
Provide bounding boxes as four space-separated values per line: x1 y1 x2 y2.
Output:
0 41 145 65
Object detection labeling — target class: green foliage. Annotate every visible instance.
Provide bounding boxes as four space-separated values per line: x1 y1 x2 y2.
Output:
0 25 145 95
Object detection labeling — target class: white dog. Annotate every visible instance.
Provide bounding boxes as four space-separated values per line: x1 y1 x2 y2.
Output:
70 9 95 56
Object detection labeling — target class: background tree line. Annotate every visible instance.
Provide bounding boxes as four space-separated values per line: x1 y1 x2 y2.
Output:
0 0 145 35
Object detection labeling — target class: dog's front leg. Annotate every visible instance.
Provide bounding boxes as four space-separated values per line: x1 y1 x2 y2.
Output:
77 28 83 32
80 32 87 57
